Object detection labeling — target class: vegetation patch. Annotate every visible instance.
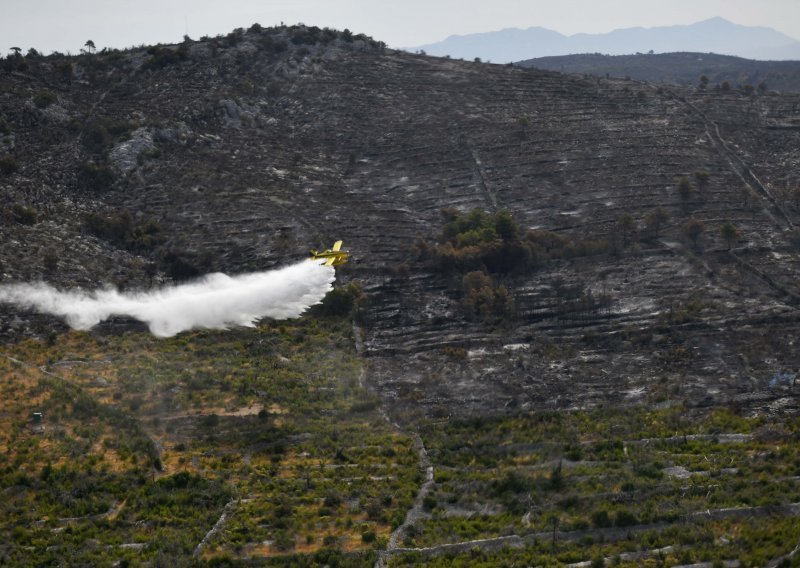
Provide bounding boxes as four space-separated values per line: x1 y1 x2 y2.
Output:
77 161 115 192
32 90 57 109
85 210 163 252
429 208 610 276
386 406 800 565
0 316 418 564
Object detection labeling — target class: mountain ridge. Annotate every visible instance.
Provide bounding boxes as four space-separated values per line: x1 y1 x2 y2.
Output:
407 17 800 62
517 51 800 93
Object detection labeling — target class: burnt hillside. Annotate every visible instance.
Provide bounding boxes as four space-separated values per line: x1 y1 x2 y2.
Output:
1 24 800 421
518 51 800 93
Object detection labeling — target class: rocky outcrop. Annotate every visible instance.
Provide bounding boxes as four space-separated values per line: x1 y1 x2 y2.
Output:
109 127 155 173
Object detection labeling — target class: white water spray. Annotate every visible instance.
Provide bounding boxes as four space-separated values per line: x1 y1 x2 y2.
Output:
0 260 335 337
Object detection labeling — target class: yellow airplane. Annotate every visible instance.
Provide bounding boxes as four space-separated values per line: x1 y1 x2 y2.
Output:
310 240 350 267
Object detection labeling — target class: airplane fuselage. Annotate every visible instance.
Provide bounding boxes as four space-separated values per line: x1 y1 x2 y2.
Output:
310 240 350 267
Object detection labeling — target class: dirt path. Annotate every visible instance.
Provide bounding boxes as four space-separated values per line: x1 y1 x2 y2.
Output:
193 497 245 557
352 322 436 568
385 432 434 548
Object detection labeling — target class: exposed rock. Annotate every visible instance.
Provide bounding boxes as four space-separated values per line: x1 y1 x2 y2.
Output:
24 100 71 124
155 122 192 145
109 127 155 173
219 99 242 121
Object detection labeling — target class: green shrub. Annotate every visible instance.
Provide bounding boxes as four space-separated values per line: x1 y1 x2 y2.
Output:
157 471 199 490
11 204 37 225
85 210 162 251
313 282 363 317
492 470 530 496
548 461 564 490
32 90 57 109
81 122 111 154
323 491 341 507
683 218 705 247
43 250 59 272
0 155 19 175
55 61 73 82
225 28 244 47
77 161 115 192
434 208 608 275
161 249 205 281
461 270 514 324
291 26 323 45
720 221 739 250
614 510 638 527
260 36 288 53
591 509 612 528
142 45 188 70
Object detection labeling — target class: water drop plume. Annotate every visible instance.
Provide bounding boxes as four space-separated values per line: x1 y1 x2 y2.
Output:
0 260 335 337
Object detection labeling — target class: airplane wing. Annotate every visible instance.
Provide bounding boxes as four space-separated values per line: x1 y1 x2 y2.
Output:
324 257 335 266
332 240 342 252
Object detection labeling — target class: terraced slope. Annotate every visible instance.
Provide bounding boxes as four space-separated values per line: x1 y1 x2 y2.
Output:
0 25 799 419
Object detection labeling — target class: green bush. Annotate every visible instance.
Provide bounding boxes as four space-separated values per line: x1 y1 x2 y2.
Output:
81 122 112 154
291 26 325 45
461 270 514 324
77 161 115 192
160 249 205 281
614 510 638 527
0 155 19 175
85 211 163 251
43 250 59 272
55 61 73 82
11 204 37 225
313 282 363 317
32 90 57 109
260 36 288 53
491 470 530 496
591 509 611 528
142 45 188 70
434 208 608 275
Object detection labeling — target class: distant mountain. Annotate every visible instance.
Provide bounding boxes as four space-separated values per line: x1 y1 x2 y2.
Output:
517 52 800 92
407 17 800 62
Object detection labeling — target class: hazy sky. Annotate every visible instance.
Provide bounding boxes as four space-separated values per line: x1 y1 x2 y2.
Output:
2 0 799 54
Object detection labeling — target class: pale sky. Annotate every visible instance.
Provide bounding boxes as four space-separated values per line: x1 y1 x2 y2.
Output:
1 0 799 55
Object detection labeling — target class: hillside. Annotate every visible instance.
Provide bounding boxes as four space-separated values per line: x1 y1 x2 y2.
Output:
2 24 800 564
517 52 800 93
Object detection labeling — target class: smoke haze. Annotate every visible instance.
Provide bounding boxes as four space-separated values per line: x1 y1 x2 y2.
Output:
0 260 335 337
